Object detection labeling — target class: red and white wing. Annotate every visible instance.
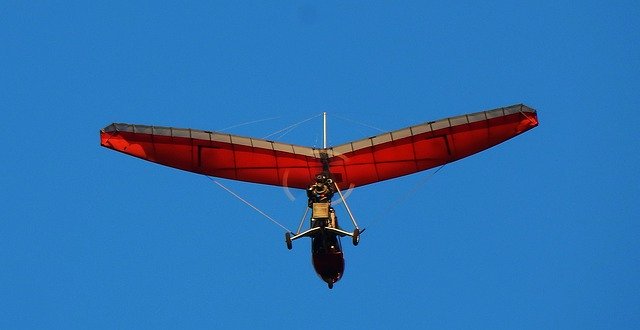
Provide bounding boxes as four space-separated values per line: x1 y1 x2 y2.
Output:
100 104 538 189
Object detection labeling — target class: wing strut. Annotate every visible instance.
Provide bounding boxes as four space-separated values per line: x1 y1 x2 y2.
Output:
333 180 360 231
295 205 309 235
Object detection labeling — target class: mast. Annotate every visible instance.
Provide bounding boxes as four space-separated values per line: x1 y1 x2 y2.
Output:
323 112 327 149
319 112 330 172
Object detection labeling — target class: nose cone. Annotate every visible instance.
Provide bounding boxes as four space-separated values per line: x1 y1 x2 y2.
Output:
313 252 345 287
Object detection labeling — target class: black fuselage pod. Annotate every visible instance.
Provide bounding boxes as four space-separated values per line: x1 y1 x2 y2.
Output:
311 228 344 288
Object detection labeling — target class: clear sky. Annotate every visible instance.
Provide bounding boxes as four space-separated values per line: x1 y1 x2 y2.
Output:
2 1 639 329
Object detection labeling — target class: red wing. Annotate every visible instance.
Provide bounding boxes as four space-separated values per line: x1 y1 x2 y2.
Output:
100 104 538 190
100 125 323 189
326 104 539 189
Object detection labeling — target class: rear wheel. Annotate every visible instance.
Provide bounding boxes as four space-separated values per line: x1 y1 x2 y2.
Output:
285 232 293 250
352 228 360 246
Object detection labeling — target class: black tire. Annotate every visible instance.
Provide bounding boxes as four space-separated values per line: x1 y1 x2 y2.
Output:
285 232 293 250
328 282 333 289
352 228 360 246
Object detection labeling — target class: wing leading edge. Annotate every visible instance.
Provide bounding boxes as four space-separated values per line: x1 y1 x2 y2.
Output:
100 104 538 189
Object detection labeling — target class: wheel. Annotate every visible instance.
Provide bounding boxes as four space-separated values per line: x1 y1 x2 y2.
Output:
328 282 333 289
285 232 293 250
352 228 360 246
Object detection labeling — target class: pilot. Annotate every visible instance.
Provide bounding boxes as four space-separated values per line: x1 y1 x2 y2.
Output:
307 175 334 205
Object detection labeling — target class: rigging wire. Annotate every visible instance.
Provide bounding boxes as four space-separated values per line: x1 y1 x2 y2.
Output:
332 114 386 133
364 164 447 231
206 176 293 233
262 113 323 140
217 116 281 132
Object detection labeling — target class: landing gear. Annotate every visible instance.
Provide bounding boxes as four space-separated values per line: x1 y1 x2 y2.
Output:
352 228 360 246
285 232 292 250
328 282 333 289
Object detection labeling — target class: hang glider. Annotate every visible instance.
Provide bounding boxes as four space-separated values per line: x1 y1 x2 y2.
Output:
100 104 538 189
100 103 538 288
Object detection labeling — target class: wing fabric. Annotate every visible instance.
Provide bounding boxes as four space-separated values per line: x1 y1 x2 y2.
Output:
100 104 538 189
100 125 323 189
325 104 538 189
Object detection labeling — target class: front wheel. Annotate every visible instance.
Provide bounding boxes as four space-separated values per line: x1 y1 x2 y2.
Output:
285 232 293 250
352 228 360 246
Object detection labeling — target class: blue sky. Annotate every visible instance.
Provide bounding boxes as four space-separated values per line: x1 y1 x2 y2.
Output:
2 1 639 328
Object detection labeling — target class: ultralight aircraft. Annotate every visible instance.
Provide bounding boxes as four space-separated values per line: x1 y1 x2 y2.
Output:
100 104 538 288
